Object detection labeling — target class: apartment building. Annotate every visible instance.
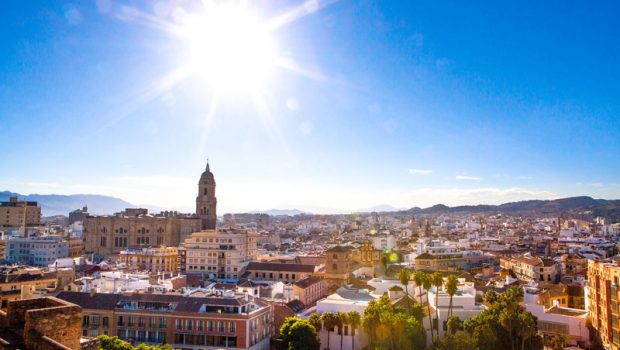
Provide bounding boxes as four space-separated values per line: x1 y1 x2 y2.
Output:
0 266 58 308
57 290 271 350
119 246 179 273
292 276 326 306
5 235 69 266
499 254 561 283
588 259 620 350
183 228 258 280
244 262 317 283
0 197 41 228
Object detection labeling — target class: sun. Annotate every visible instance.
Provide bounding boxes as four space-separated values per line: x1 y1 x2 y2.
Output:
179 4 276 93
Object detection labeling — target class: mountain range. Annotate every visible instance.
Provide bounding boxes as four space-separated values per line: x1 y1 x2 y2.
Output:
397 196 620 222
1 190 619 222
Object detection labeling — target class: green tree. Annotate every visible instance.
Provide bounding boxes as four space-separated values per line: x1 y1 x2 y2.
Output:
431 272 443 342
485 289 499 305
97 336 171 350
336 311 348 350
288 320 321 350
414 270 425 303
381 254 390 276
463 286 542 350
399 268 412 314
435 331 476 350
421 273 434 340
98 335 134 350
309 313 323 333
347 311 361 350
321 312 338 350
446 316 463 335
445 275 458 318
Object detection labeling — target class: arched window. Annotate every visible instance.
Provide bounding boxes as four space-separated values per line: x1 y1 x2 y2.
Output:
332 263 337 270
204 188 208 196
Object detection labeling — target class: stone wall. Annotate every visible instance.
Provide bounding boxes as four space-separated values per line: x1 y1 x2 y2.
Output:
3 297 83 350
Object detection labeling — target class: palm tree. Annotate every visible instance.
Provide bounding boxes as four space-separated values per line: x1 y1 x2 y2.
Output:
321 312 337 350
445 275 458 318
398 268 412 314
308 313 322 333
380 253 389 276
336 311 347 350
431 272 443 339
518 311 538 350
413 270 425 303
347 311 361 350
422 273 434 340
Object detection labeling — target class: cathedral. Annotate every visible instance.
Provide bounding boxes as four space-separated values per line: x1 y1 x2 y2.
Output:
196 160 217 230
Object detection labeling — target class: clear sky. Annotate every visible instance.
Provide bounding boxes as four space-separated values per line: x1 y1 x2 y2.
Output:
1 0 619 214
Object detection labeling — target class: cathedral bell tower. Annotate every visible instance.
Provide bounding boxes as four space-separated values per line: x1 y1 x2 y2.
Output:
196 160 217 230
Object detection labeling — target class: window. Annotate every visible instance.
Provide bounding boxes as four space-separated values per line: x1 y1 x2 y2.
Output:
103 317 109 327
208 321 214 331
332 264 337 270
198 320 204 331
186 320 192 330
100 237 106 247
159 318 167 328
219 321 225 332
229 322 236 332
128 317 135 327
176 319 182 330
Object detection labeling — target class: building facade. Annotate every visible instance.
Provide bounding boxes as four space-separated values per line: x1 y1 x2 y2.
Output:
500 254 561 283
588 259 620 350
83 209 200 256
244 262 316 283
0 197 41 228
118 246 179 274
292 276 326 306
324 246 354 291
183 228 258 280
5 235 69 266
57 290 271 350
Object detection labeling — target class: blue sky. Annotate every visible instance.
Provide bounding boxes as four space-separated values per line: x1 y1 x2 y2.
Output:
1 0 619 214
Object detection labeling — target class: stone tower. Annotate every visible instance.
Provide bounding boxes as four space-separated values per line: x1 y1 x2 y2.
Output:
196 160 217 230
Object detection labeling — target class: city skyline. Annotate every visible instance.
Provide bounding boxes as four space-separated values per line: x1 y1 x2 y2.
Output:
2 0 620 213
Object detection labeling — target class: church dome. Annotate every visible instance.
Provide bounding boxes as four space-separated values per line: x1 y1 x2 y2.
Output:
200 162 215 183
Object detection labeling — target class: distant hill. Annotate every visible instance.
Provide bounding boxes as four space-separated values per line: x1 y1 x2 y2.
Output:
0 191 137 216
247 209 309 216
355 204 406 213
398 196 620 222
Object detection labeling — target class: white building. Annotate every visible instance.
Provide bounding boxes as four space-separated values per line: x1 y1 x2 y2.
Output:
5 235 69 266
369 235 395 252
523 284 589 347
427 278 486 342
315 287 375 350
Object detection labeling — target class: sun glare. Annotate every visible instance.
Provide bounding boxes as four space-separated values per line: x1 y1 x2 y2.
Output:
181 5 276 93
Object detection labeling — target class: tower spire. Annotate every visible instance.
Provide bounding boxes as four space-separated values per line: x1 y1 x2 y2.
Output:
206 158 210 171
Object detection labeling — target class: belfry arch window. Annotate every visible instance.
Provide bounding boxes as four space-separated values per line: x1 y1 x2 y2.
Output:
204 188 208 195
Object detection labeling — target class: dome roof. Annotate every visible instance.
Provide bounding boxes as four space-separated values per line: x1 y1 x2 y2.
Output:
200 162 215 183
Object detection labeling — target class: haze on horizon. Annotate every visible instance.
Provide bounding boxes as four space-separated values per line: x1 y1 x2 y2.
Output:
1 1 619 214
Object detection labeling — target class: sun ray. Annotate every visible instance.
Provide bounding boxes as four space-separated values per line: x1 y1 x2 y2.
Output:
266 0 339 32
198 92 221 154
